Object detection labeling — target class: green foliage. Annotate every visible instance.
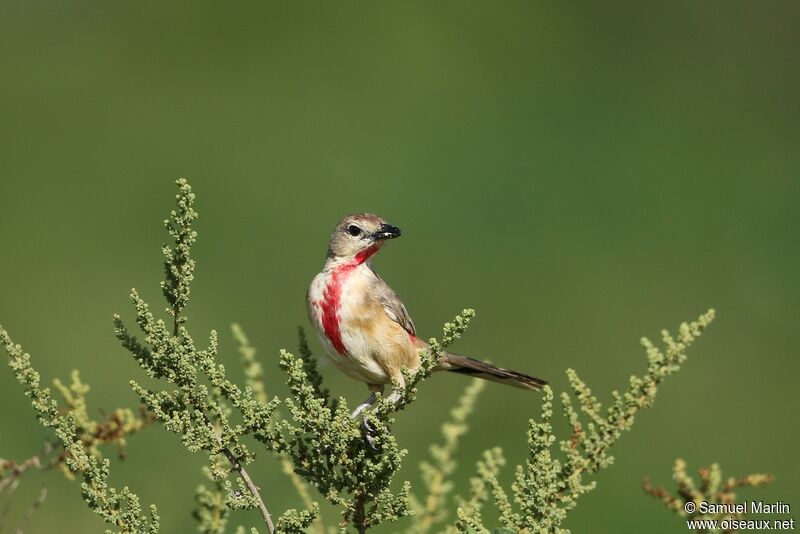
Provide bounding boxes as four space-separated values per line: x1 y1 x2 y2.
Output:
231 323 323 534
409 378 486 534
454 447 507 532
643 459 774 533
455 310 716 533
193 466 229 534
113 179 283 533
161 177 198 333
1 179 723 534
0 329 159 534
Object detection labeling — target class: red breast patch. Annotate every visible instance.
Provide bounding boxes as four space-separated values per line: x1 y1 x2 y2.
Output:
320 248 378 354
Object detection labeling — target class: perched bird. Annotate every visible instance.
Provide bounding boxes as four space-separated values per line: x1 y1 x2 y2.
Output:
307 213 546 418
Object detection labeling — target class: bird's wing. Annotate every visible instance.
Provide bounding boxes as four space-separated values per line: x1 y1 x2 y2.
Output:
372 274 416 337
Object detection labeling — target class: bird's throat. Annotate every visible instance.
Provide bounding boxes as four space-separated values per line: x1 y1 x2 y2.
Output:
354 244 379 264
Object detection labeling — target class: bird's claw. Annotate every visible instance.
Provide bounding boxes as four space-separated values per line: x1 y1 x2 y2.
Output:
361 416 379 449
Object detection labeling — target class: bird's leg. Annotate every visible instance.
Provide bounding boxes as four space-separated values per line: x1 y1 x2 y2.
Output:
351 384 384 420
350 392 377 420
360 385 405 448
350 385 385 448
383 372 406 410
361 376 405 444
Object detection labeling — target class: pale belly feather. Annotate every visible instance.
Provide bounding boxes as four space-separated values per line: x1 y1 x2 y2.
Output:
307 265 395 385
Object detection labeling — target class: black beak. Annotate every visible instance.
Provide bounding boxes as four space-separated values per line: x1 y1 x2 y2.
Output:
372 223 401 240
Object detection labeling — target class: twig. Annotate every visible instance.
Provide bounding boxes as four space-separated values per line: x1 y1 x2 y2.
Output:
0 443 54 493
354 494 367 534
13 486 47 534
0 459 39 494
0 478 21 532
219 445 274 534
170 247 275 534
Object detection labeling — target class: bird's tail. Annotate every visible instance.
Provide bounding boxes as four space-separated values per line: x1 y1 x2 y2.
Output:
439 353 547 391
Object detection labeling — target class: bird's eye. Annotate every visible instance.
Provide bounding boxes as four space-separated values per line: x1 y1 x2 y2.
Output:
346 225 362 237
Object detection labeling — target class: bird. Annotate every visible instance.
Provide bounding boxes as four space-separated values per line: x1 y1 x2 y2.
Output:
306 213 546 419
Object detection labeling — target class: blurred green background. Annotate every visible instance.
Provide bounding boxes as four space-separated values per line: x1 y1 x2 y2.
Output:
1 2 798 532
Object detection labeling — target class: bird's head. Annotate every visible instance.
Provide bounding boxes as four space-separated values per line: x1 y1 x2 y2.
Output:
326 213 401 264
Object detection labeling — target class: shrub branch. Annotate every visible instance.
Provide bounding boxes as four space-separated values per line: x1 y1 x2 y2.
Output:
0 178 730 534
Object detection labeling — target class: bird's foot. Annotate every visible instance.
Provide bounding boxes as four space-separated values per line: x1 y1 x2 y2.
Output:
361 416 379 449
350 392 381 448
